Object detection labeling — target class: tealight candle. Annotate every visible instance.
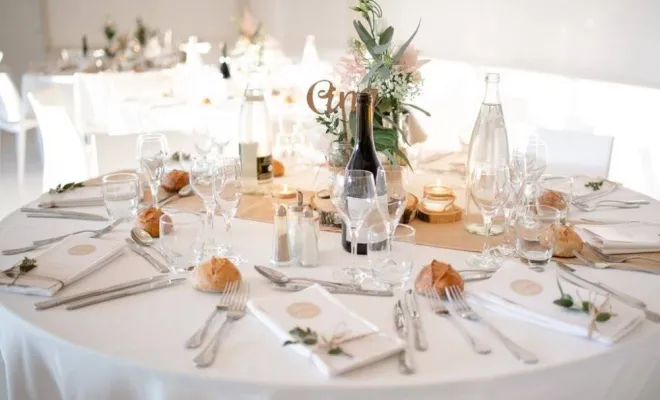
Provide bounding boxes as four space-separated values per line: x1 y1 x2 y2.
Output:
422 181 455 212
271 184 297 200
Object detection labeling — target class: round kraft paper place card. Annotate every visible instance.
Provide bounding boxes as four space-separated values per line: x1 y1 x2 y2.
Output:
67 244 97 256
510 279 543 296
287 302 321 319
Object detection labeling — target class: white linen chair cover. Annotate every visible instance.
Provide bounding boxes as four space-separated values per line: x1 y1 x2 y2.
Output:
0 71 38 184
28 89 89 191
537 128 614 177
73 72 109 135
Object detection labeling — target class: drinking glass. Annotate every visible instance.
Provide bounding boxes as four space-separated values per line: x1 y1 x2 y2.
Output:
102 173 140 222
192 124 213 158
159 211 204 273
327 142 351 189
189 157 220 254
212 157 244 263
374 165 407 266
512 137 548 204
368 223 415 289
538 176 573 224
331 170 377 283
515 205 561 268
137 133 169 207
497 173 524 256
467 163 511 269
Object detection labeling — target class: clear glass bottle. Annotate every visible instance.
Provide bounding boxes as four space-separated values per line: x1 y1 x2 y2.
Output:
463 73 510 236
239 82 273 192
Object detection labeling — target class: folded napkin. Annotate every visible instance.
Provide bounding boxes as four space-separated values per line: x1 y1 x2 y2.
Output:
471 265 644 344
39 185 104 208
576 224 660 254
0 236 125 296
571 175 618 201
248 285 404 377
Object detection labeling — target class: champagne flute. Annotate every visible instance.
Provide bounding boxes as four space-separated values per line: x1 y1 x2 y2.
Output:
137 133 169 207
375 165 407 266
331 170 377 284
467 163 511 269
212 157 245 264
189 157 220 254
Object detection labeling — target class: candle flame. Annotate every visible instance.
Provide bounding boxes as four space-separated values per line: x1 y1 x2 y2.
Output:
282 184 289 192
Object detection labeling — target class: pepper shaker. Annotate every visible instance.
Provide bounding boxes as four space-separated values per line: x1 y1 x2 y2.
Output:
299 206 319 267
270 204 291 266
287 191 304 263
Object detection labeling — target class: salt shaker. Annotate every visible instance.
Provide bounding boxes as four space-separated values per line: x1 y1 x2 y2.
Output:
287 191 304 263
270 204 291 266
299 206 319 267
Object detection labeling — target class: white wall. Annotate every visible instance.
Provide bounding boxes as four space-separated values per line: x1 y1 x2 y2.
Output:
0 0 46 82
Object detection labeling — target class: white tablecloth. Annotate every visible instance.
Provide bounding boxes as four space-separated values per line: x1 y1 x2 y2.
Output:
2 174 660 399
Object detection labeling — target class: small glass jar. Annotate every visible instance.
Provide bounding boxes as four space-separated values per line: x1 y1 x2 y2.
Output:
422 184 455 212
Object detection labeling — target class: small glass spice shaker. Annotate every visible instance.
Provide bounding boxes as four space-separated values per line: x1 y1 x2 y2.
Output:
299 206 319 267
270 204 291 266
287 190 304 263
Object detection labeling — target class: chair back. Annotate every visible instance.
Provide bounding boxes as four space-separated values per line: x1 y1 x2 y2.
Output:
0 72 22 124
537 128 614 177
28 88 89 191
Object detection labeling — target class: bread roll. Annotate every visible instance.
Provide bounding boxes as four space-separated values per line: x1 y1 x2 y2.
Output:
273 160 285 177
415 259 464 296
192 257 242 292
136 207 167 238
538 190 568 212
553 225 584 258
161 169 189 193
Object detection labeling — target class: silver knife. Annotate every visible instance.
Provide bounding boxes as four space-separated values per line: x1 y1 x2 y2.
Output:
21 207 107 218
572 251 660 275
66 277 186 310
394 300 415 374
556 262 646 308
273 283 393 297
125 239 169 273
27 213 109 222
405 289 428 351
38 198 104 208
34 274 171 310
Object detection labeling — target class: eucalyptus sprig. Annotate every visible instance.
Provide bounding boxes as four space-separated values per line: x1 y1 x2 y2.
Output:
49 181 84 194
4 258 37 278
585 180 604 191
316 112 346 142
170 151 191 162
283 327 352 358
553 278 614 323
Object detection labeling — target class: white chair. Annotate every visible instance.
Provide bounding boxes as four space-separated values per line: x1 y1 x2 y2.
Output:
537 128 614 177
0 72 38 185
28 88 89 192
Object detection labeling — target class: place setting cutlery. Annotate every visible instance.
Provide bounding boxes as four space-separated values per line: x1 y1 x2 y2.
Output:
193 281 250 368
405 289 427 351
125 238 169 273
572 250 660 275
1 219 122 256
394 299 415 374
556 261 660 323
573 199 649 212
20 207 109 222
583 242 660 265
578 218 660 225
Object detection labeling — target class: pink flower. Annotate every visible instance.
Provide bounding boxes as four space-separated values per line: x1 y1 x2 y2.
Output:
395 44 429 74
334 52 367 90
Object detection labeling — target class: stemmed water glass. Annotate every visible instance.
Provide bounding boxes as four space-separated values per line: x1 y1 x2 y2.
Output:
331 170 378 284
212 157 244 263
512 137 548 204
467 163 512 269
189 157 220 255
137 133 169 207
376 165 407 259
497 172 524 256
192 124 213 159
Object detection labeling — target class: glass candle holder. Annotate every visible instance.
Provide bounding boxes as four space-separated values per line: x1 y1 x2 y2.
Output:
422 184 456 212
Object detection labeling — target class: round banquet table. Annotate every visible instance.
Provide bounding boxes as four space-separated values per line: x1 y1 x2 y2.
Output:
2 168 660 400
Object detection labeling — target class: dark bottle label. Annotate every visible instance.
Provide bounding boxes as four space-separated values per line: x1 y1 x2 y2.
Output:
257 155 273 181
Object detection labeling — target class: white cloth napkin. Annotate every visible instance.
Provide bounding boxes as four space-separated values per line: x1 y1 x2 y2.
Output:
0 236 125 296
576 224 660 254
38 185 104 208
247 285 404 377
471 265 644 344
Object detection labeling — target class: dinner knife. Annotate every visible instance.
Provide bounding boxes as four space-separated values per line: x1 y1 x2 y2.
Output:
273 283 393 297
27 213 109 222
394 300 415 374
34 274 171 310
21 207 107 219
125 239 169 273
405 289 428 351
572 251 660 275
38 198 104 208
66 277 186 310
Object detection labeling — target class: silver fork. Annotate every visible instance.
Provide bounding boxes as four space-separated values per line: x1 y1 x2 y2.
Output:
422 287 491 355
194 281 250 368
184 281 237 349
445 285 538 364
573 199 648 212
584 242 660 265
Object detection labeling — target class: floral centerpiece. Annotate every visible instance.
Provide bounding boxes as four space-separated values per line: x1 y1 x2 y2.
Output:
317 0 429 167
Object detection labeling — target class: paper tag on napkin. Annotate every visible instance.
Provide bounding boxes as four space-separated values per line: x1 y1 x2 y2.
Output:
0 236 125 297
247 285 404 377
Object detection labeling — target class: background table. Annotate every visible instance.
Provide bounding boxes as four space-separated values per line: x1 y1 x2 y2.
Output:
2 170 660 399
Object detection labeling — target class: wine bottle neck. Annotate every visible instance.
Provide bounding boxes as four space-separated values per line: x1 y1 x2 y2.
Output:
356 101 374 145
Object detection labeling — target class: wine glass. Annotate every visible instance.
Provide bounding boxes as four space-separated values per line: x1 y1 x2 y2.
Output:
373 165 407 268
189 157 220 254
212 157 244 263
496 172 524 256
467 163 511 269
330 170 377 283
512 137 548 204
192 124 213 159
102 173 140 222
137 133 169 207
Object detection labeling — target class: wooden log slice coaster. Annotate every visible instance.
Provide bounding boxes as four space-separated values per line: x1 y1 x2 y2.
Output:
401 193 419 224
310 192 341 228
417 203 462 224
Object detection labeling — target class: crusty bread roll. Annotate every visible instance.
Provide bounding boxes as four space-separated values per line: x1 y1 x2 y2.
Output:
137 207 167 238
415 259 464 296
553 225 584 258
161 169 189 193
192 257 242 292
273 160 285 178
538 190 568 211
